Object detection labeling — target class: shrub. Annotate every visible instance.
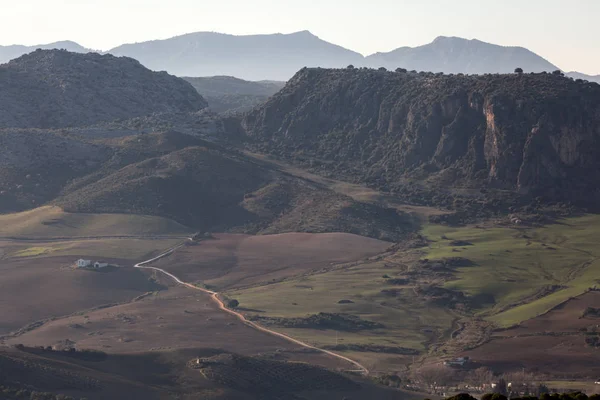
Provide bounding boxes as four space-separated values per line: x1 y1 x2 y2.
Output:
227 299 240 308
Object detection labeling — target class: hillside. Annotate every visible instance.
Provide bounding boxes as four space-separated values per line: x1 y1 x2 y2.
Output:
54 140 412 240
366 36 558 73
567 71 600 83
0 347 415 400
0 127 412 240
108 31 364 80
183 76 285 113
0 50 207 128
0 40 90 64
241 67 600 211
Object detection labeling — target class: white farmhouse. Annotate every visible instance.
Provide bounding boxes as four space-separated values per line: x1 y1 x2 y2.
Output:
77 259 92 268
94 261 109 269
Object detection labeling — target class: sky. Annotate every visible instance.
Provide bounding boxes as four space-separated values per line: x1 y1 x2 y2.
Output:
1 0 599 74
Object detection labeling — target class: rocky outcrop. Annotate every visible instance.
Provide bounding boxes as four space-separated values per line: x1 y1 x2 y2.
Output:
242 68 600 207
0 50 207 129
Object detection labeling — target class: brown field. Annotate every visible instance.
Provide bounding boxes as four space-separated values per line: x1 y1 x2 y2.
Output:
153 232 390 289
0 256 163 335
496 291 600 336
5 285 352 370
463 292 600 378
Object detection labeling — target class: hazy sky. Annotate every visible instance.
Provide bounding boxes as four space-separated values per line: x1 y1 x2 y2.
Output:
2 0 599 74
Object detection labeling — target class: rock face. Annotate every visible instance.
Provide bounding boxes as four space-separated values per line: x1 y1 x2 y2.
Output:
242 68 600 206
0 50 208 128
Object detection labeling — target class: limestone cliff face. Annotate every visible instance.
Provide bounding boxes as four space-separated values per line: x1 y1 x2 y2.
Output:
242 68 600 204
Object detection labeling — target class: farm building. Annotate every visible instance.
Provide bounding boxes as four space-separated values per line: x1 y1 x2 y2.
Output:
94 261 109 269
444 357 470 367
77 259 92 268
76 259 110 269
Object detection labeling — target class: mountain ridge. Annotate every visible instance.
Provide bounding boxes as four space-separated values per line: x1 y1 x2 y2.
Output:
365 36 559 74
3 32 596 80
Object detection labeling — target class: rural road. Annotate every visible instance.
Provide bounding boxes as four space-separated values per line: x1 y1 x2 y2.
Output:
134 241 370 376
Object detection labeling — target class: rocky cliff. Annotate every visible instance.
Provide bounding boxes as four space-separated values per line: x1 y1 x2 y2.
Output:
242 68 600 207
0 50 207 128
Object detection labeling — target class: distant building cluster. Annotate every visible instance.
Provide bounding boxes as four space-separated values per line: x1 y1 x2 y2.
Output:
76 259 110 269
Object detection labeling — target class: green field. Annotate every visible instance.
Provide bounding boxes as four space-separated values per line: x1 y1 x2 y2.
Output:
228 214 600 370
4 238 183 261
422 215 600 327
228 255 456 357
0 206 192 238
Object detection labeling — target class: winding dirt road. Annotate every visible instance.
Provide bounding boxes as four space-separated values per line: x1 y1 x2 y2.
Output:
134 241 370 375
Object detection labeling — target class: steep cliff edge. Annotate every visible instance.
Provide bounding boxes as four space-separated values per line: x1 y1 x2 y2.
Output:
242 68 600 208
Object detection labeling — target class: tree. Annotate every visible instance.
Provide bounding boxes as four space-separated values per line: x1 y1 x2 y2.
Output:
552 70 565 76
514 67 524 74
495 378 508 396
347 64 355 69
395 67 407 73
227 299 239 308
413 365 457 391
467 367 494 387
378 67 388 72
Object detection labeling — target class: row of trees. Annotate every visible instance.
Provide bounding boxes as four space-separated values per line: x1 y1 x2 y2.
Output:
514 67 565 76
446 392 600 400
403 365 564 397
347 64 571 78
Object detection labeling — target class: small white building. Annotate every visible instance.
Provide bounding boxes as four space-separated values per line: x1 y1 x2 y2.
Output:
444 356 470 367
77 259 92 268
94 261 109 269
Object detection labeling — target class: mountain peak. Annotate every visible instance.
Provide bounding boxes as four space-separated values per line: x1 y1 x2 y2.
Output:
367 36 557 74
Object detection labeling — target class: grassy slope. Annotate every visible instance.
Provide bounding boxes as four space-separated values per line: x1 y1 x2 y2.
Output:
3 238 183 261
422 215 600 327
228 253 455 363
0 206 192 238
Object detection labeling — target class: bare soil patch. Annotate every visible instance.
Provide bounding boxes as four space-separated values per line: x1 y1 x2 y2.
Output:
463 292 600 378
463 334 600 378
6 286 351 371
154 232 390 289
497 291 600 336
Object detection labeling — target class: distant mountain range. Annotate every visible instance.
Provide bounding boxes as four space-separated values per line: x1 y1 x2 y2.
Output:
1 32 598 82
109 31 364 81
0 40 90 64
366 36 558 74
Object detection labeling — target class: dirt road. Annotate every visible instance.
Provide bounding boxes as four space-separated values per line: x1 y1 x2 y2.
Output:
134 241 370 375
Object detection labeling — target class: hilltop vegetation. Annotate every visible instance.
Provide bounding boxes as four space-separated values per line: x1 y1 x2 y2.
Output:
183 76 285 113
0 49 207 129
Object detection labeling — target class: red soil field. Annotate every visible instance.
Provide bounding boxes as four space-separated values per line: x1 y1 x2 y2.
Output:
153 232 390 289
6 285 351 371
465 292 600 378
